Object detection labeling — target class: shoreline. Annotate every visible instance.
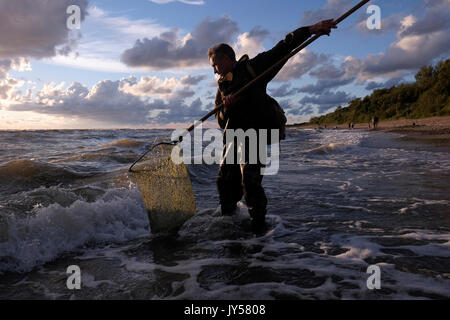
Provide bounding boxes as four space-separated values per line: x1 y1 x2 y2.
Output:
294 116 450 140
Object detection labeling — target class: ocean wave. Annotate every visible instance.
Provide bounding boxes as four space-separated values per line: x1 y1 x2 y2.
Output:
0 160 81 183
50 151 136 165
102 139 144 148
0 187 149 273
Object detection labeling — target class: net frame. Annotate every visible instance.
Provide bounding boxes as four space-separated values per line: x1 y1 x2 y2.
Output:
131 141 196 234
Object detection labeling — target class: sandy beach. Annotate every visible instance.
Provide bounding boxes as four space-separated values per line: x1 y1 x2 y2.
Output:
298 116 450 140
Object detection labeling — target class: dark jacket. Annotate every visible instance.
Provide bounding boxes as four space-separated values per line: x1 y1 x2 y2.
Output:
215 27 311 131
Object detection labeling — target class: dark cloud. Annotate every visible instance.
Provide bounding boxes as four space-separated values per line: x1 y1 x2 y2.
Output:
247 27 270 40
0 59 16 80
365 77 405 91
181 74 207 86
347 1 450 80
0 78 19 100
269 84 297 98
299 77 355 95
0 0 89 59
355 6 403 35
277 99 315 117
170 88 196 100
398 7 450 38
287 105 315 116
153 97 206 124
121 15 239 70
299 91 355 113
309 63 344 79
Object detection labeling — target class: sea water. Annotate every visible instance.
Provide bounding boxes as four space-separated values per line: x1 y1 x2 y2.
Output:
0 128 449 299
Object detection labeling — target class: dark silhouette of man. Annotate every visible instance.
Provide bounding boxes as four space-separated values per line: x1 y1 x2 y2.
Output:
208 19 337 234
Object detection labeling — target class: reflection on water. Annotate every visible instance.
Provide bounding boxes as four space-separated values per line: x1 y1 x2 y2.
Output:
0 128 449 299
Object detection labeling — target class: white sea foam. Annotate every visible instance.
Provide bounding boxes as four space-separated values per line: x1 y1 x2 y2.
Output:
1 128 449 299
0 187 149 273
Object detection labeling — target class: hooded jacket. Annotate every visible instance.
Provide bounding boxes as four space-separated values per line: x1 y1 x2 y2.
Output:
214 27 312 131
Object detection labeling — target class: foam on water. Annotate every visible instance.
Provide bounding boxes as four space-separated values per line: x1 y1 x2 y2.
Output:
0 128 449 299
0 187 149 273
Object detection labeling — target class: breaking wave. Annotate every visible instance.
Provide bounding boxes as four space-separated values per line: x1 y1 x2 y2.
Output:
0 187 149 273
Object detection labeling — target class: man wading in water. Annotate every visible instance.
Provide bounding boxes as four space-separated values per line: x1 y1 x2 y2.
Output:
208 19 337 234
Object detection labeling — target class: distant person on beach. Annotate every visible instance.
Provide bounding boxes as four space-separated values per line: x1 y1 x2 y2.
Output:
209 19 337 233
372 116 379 129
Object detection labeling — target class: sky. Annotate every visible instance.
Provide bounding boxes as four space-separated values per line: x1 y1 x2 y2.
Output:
0 0 449 130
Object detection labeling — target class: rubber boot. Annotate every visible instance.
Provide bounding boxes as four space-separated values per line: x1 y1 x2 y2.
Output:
249 208 267 235
221 203 237 216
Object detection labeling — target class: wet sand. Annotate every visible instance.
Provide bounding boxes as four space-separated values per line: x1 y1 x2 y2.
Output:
299 116 450 140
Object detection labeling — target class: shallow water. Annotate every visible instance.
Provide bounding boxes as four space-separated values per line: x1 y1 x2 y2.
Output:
0 128 449 299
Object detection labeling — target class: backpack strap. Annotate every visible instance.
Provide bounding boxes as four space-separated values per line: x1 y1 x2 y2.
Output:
246 62 257 79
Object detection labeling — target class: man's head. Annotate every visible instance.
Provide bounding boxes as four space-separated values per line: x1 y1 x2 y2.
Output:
208 43 236 77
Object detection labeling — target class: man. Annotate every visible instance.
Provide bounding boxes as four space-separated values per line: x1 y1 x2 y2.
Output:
208 19 337 234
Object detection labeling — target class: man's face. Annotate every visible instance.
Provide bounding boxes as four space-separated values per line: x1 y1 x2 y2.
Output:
210 54 233 77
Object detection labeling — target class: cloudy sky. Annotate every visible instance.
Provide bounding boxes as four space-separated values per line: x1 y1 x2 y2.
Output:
0 0 449 129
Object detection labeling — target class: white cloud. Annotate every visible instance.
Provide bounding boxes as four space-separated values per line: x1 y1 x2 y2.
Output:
234 27 269 59
87 6 169 39
120 76 183 98
46 55 133 73
0 58 30 104
399 15 417 31
43 5 172 73
5 74 207 126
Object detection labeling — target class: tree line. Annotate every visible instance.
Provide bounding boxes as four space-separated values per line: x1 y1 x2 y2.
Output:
308 58 450 126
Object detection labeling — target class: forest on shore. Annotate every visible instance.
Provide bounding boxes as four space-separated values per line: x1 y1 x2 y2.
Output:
305 58 450 126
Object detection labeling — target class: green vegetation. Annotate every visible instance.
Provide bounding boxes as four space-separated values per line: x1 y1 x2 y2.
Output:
308 58 450 126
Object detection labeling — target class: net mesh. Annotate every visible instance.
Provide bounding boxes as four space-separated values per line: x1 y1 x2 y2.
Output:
131 143 196 234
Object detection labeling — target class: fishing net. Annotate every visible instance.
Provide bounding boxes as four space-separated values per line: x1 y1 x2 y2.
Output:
130 142 196 234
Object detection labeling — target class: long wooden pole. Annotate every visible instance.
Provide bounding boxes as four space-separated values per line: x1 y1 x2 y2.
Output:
185 0 370 134
129 0 370 172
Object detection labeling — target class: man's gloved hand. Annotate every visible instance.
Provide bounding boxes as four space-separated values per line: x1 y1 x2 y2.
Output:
309 19 337 36
222 94 236 110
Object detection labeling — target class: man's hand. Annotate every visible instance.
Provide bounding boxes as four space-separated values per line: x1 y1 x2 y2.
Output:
222 94 236 110
309 19 337 36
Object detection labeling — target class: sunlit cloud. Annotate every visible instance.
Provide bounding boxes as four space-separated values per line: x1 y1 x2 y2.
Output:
43 5 171 73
